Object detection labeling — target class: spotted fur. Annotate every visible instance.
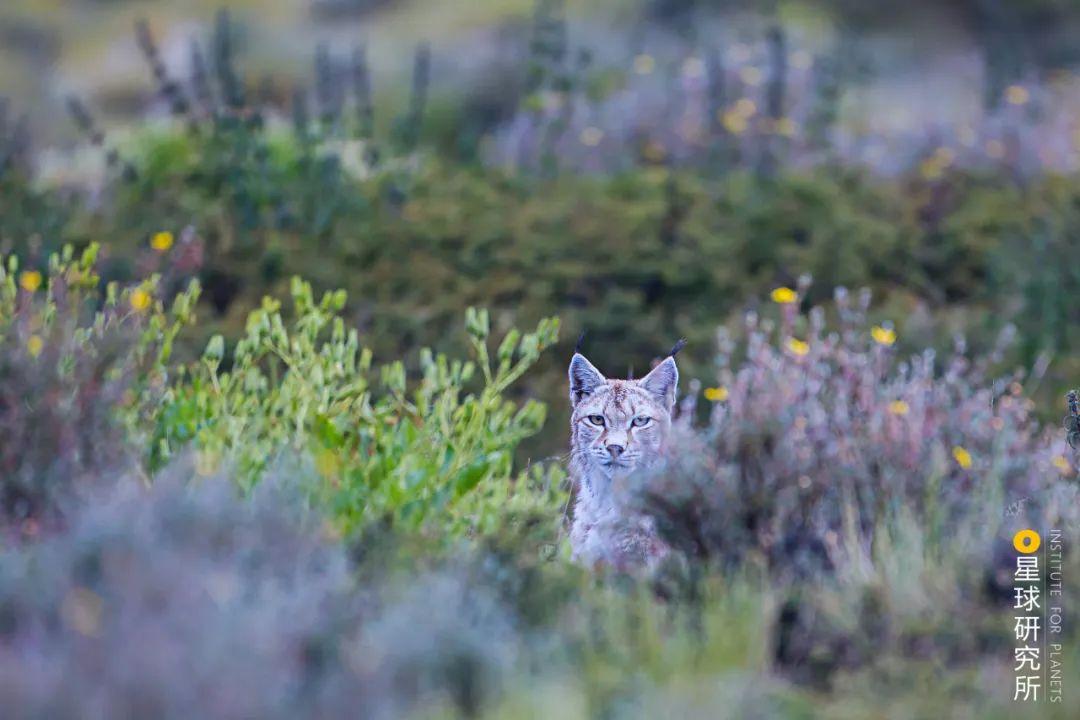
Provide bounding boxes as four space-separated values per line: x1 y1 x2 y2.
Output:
567 352 677 570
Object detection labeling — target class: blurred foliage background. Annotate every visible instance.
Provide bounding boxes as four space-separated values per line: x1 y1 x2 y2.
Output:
2 2 1080 718
5 0 1080 455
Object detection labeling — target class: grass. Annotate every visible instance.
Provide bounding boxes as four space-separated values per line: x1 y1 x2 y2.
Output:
1 245 1077 718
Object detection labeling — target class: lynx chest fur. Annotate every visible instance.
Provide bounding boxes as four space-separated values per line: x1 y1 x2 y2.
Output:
566 352 677 570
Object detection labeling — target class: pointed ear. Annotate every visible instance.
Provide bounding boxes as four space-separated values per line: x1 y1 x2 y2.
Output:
639 357 678 409
569 353 605 407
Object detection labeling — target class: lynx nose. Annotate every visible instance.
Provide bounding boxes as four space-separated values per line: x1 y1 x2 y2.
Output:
606 444 625 459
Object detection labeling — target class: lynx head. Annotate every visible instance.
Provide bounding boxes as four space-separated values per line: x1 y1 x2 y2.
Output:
568 353 678 486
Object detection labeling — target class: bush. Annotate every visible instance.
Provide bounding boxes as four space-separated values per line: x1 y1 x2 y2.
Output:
640 286 1077 570
0 244 198 530
0 241 562 542
152 279 563 536
14 132 1078 454
0 451 786 720
9 84 1080 454
0 460 537 720
3 9 1080 716
0 252 1078 718
620 285 1080 685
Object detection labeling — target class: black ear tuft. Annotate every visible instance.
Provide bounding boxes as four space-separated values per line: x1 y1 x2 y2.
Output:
668 338 687 358
569 353 605 407
574 330 588 355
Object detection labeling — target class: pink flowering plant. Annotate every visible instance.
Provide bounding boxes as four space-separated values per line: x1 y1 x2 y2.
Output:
612 283 1080 686
638 283 1078 577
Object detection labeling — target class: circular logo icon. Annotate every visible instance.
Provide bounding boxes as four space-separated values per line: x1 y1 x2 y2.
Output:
1013 529 1041 554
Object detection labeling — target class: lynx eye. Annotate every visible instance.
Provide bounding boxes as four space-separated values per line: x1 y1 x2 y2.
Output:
632 416 651 427
587 415 605 426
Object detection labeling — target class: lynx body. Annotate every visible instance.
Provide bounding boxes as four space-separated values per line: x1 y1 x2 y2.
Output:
567 352 677 570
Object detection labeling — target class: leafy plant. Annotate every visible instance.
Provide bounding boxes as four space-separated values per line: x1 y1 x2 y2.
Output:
0 244 198 529
153 279 562 535
624 283 1079 684
639 284 1076 573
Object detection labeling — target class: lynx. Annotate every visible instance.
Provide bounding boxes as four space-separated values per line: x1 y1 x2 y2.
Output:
567 351 678 570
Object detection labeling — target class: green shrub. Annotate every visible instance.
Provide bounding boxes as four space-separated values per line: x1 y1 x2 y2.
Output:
153 279 563 536
7 117 1080 452
0 246 1077 720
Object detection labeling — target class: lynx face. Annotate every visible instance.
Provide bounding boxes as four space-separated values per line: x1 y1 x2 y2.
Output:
568 353 678 493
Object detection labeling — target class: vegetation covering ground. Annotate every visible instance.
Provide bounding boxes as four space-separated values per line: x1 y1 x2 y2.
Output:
2 3 1080 718
1 245 1077 718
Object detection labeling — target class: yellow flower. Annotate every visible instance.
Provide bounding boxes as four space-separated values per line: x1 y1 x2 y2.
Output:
786 338 810 357
1005 85 1030 106
704 386 729 402
19 270 43 293
771 287 797 304
130 288 153 313
150 231 174 252
1052 455 1071 475
888 400 909 416
952 445 973 469
919 157 945 181
632 54 655 75
721 110 748 135
579 127 604 147
27 335 44 358
871 325 897 346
